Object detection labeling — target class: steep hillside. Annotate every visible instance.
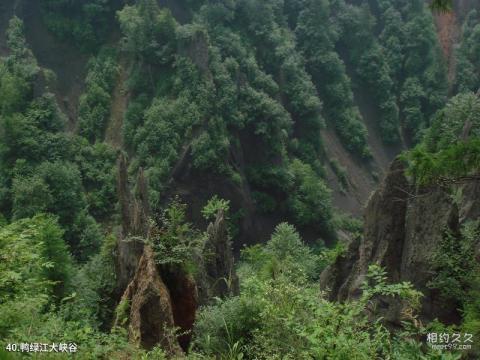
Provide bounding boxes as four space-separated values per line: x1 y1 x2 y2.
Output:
321 159 480 324
3 0 449 234
321 90 480 358
1 0 480 358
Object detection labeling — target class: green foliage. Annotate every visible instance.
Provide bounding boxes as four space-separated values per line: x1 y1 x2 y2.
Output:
117 0 177 63
3 312 157 359
41 0 116 52
287 159 334 237
11 161 103 260
317 241 346 272
357 43 400 143
0 62 29 116
0 17 38 117
192 296 261 357
5 17 39 77
191 125 230 173
0 18 111 261
426 92 480 151
430 223 479 296
79 49 119 143
264 222 319 281
193 227 441 359
62 234 118 329
0 217 157 359
239 223 320 283
75 142 117 220
114 299 130 328
404 92 480 186
430 0 453 13
132 95 200 207
427 221 480 356
296 0 370 155
202 195 231 221
0 2 474 357
334 0 448 144
333 212 363 234
401 77 425 139
428 221 480 303
456 10 480 93
333 2 402 144
404 139 480 186
361 264 422 310
0 216 72 337
150 199 203 273
390 1 447 137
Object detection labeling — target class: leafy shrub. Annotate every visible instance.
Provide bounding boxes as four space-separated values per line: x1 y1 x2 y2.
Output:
192 296 261 357
78 49 119 143
202 195 230 221
425 92 480 152
0 216 72 337
296 1 371 156
62 234 117 329
404 138 480 186
428 221 480 304
149 200 203 274
193 248 436 359
403 92 480 186
287 159 334 237
41 0 116 52
240 222 320 283
117 0 177 63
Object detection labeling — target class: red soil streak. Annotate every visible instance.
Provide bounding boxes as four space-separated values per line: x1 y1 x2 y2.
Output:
434 11 459 85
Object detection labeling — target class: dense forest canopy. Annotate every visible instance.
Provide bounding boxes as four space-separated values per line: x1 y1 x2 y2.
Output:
0 0 479 358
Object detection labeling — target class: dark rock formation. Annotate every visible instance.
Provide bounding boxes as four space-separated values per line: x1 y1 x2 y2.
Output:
160 266 197 352
196 210 239 305
115 154 193 354
177 27 210 74
115 155 239 353
321 160 409 302
116 154 148 291
321 158 480 325
119 246 181 354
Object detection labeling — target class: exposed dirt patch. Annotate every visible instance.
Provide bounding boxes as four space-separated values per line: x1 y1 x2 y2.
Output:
434 11 459 86
323 85 404 217
322 127 376 217
354 82 405 170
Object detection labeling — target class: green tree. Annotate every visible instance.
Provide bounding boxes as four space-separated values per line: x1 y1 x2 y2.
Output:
41 0 116 51
78 49 119 143
287 159 334 238
0 215 72 337
430 0 453 12
400 77 425 139
117 0 177 64
456 11 480 93
296 0 370 156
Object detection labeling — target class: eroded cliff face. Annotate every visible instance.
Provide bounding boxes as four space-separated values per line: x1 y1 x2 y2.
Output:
119 246 182 353
321 159 480 325
115 154 238 353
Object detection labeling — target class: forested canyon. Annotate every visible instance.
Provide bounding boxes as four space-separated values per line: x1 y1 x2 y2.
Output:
0 0 479 359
